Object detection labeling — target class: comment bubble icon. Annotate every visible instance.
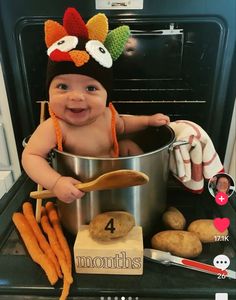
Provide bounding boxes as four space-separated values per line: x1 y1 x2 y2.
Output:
213 254 230 270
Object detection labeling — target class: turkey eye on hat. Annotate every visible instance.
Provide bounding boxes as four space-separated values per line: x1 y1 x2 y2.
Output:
45 7 130 98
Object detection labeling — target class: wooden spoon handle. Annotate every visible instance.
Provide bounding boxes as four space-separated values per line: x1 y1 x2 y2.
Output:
30 189 57 199
30 182 93 199
35 101 48 221
35 185 43 221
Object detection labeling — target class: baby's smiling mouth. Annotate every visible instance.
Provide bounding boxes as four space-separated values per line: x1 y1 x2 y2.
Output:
68 107 86 114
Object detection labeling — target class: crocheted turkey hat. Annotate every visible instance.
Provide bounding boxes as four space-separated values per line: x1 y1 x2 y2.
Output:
45 7 130 98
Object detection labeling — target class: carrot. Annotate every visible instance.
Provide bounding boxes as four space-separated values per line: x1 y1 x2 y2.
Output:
12 212 58 285
22 202 62 278
59 279 71 300
40 207 73 284
45 202 72 271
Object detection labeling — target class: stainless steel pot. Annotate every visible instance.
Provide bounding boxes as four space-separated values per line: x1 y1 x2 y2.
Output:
51 125 176 240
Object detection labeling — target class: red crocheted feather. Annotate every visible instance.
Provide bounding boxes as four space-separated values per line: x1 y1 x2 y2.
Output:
63 7 88 39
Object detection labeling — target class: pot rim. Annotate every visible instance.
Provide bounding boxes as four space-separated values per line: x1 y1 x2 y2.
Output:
52 125 175 161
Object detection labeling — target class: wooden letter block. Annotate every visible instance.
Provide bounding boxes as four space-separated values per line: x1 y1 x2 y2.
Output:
73 225 143 275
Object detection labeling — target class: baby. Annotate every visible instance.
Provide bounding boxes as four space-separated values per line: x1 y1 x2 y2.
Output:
22 8 169 203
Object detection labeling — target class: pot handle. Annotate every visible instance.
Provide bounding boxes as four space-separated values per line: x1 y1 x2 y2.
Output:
169 140 189 151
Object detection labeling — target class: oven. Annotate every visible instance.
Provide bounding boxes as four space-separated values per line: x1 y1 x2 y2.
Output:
0 0 235 299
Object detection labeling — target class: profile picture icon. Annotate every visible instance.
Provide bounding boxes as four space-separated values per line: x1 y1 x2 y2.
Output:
208 173 235 198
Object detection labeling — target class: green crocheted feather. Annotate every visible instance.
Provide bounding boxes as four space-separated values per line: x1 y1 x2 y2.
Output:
104 25 130 61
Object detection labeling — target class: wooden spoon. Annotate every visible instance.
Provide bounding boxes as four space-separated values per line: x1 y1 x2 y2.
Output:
30 169 149 199
35 100 48 222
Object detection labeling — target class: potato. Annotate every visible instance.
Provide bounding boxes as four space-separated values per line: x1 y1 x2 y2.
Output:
89 211 135 240
162 207 186 230
187 219 228 243
151 230 202 258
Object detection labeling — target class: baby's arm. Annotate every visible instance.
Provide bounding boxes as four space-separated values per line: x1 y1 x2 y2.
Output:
116 112 170 134
22 119 84 203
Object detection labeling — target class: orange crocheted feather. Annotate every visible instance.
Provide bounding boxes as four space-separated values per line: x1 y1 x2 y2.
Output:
86 13 108 43
45 20 68 48
109 103 119 158
69 50 90 67
48 105 63 152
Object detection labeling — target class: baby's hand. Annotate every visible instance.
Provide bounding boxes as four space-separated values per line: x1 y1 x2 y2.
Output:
148 113 170 127
52 176 85 203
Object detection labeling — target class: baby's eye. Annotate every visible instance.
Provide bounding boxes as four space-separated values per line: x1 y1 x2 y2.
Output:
86 85 97 92
57 83 68 90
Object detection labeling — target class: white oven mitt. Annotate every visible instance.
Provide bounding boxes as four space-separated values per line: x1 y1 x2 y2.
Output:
169 120 224 193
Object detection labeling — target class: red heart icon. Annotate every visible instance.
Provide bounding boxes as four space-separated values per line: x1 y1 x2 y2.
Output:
213 218 230 232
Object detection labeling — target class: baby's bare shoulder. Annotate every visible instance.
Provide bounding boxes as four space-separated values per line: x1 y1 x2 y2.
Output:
26 118 57 151
26 119 53 141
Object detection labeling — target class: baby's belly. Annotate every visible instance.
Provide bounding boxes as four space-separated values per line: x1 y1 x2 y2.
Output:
64 145 114 158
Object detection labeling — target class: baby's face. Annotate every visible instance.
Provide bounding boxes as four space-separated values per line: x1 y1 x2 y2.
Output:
49 74 107 126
